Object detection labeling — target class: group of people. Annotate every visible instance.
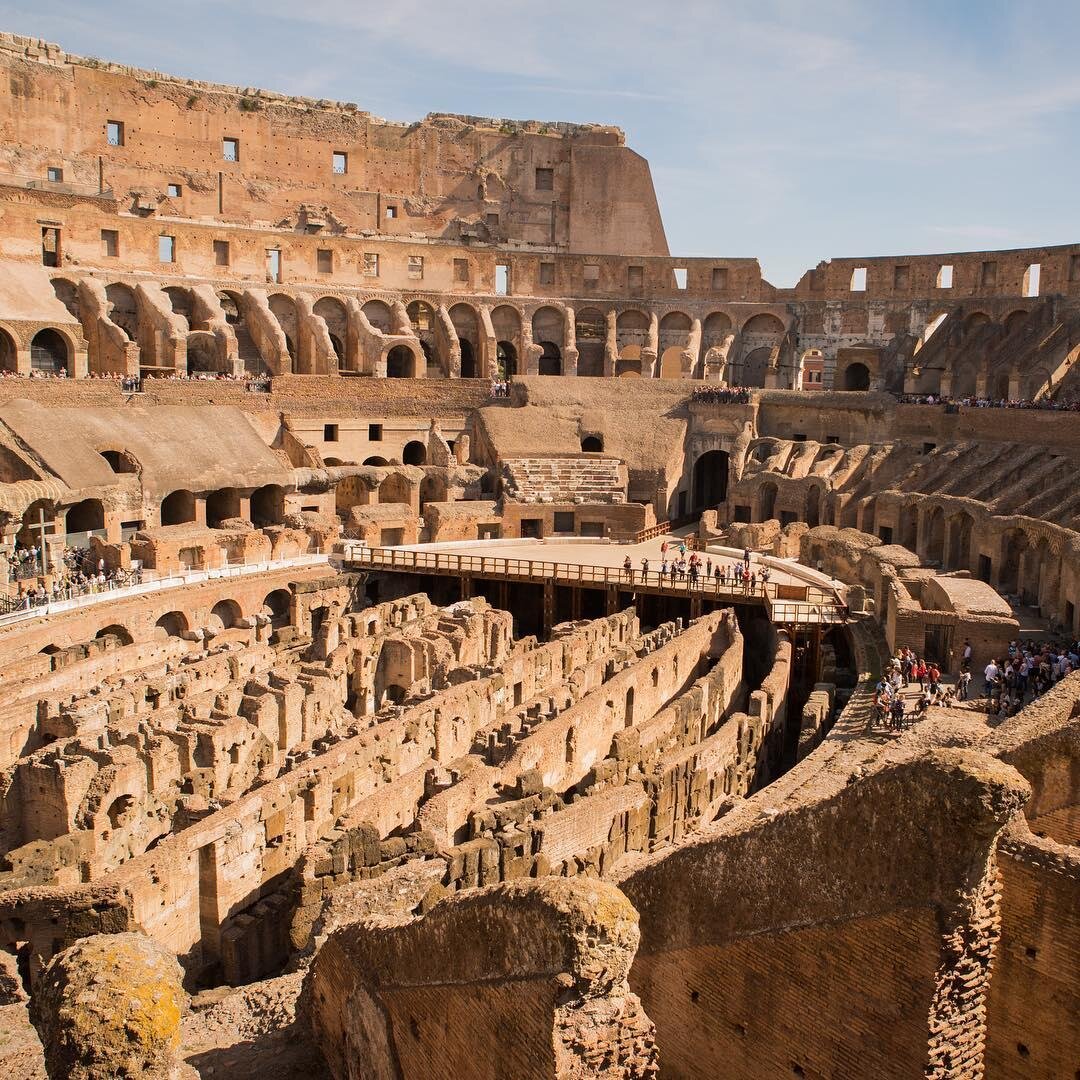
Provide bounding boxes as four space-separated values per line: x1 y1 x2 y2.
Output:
8 549 139 611
141 371 271 391
6 547 42 581
620 542 771 593
898 393 1080 411
489 380 512 399
874 648 949 731
690 385 752 405
983 639 1078 717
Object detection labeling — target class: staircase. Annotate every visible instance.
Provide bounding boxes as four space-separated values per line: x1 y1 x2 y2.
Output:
502 456 627 504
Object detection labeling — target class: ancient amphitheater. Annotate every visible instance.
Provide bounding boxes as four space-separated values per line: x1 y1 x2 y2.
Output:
0 29 1075 1080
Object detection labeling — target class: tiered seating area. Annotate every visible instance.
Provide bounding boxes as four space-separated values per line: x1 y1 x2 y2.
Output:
501 455 627 504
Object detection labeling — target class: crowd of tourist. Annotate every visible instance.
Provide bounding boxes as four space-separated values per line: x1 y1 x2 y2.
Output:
874 649 948 731
3 546 140 612
897 393 1080 411
690 385 752 405
620 543 771 593
0 370 271 391
489 380 512 399
983 639 1079 718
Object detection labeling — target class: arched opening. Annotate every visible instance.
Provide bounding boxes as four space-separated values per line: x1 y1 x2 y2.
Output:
459 339 476 379
250 485 285 526
805 485 822 529
496 341 517 379
625 686 635 726
616 310 649 356
735 347 771 389
65 499 104 536
999 530 1029 596
658 312 691 379
106 795 137 830
160 490 196 526
581 436 604 453
842 362 870 391
952 363 978 398
17 499 56 552
363 456 389 466
616 354 642 378
947 511 974 571
659 348 684 380
96 624 134 646
185 333 219 373
218 291 242 326
105 283 139 341
30 329 69 374
209 599 242 631
742 313 785 336
51 278 81 320
206 488 241 528
574 308 606 377
402 441 427 466
1003 309 1029 336
99 449 136 474
268 294 298 363
692 450 729 511
407 301 440 375
162 286 194 328
703 312 733 350
379 473 411 504
759 481 778 522
155 611 188 639
899 503 918 551
925 507 945 564
261 588 292 629
386 345 415 379
361 300 393 332
0 327 17 373
538 341 561 376
314 297 348 370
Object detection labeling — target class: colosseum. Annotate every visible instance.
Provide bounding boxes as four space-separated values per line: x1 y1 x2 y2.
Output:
0 29 1075 1080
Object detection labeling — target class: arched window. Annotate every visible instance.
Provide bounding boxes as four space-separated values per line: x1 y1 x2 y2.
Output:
30 329 69 374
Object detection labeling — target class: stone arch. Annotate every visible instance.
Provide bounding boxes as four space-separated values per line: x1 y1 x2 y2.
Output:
692 450 729 511
99 449 137 474
65 499 104 536
261 588 292 629
154 611 189 638
842 362 871 391
162 286 194 328
185 332 220 373
17 499 56 550
616 355 641 378
899 501 919 552
218 290 243 325
659 348 684 379
105 283 139 340
574 307 606 378
616 309 649 354
379 473 412 504
30 329 70 374
735 347 771 388
491 305 521 352
95 624 134 647
532 306 564 349
208 599 242 631
160 490 196 526
952 362 978 398
581 435 604 452
702 312 733 348
0 326 17 373
206 488 241 527
314 297 348 369
805 485 823 529
1003 308 1029 335
106 794 138 830
386 345 416 379
496 341 517 378
741 313 785 335
402 440 427 466
449 303 480 379
363 456 389 466
964 310 991 332
251 485 285 526
51 277 81 320
538 341 561 376
361 299 393 333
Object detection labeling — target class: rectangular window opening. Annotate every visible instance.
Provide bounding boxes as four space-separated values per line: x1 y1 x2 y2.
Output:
158 234 175 263
495 263 510 295
385 205 397 220
539 262 555 287
223 137 239 162
673 267 688 290
850 267 867 292
368 424 383 441
106 120 125 147
583 264 600 288
317 248 333 274
213 239 230 267
936 264 954 289
407 255 424 280
711 267 729 291
266 248 282 283
628 265 644 291
167 183 182 198
981 260 998 287
101 229 119 258
535 167 554 191
1023 262 1041 297
41 227 61 267
332 151 348 175
453 258 469 283
323 424 339 442
893 264 910 289
1070 254 1080 283
46 166 63 183
486 212 500 233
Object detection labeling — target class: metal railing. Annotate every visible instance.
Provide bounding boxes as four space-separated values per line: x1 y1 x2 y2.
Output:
341 544 846 625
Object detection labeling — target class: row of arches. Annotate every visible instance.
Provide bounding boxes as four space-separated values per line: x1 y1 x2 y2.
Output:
0 326 73 374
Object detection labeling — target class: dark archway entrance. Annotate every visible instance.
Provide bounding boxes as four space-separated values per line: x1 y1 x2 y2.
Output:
30 329 69 374
386 346 415 379
692 450 729 511
459 340 476 379
843 362 870 391
538 342 561 376
497 341 517 378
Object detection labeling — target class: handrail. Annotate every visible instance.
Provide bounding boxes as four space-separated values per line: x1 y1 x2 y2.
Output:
341 544 846 624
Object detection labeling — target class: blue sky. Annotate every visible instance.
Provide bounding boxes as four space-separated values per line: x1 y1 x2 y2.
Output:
3 0 1078 285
